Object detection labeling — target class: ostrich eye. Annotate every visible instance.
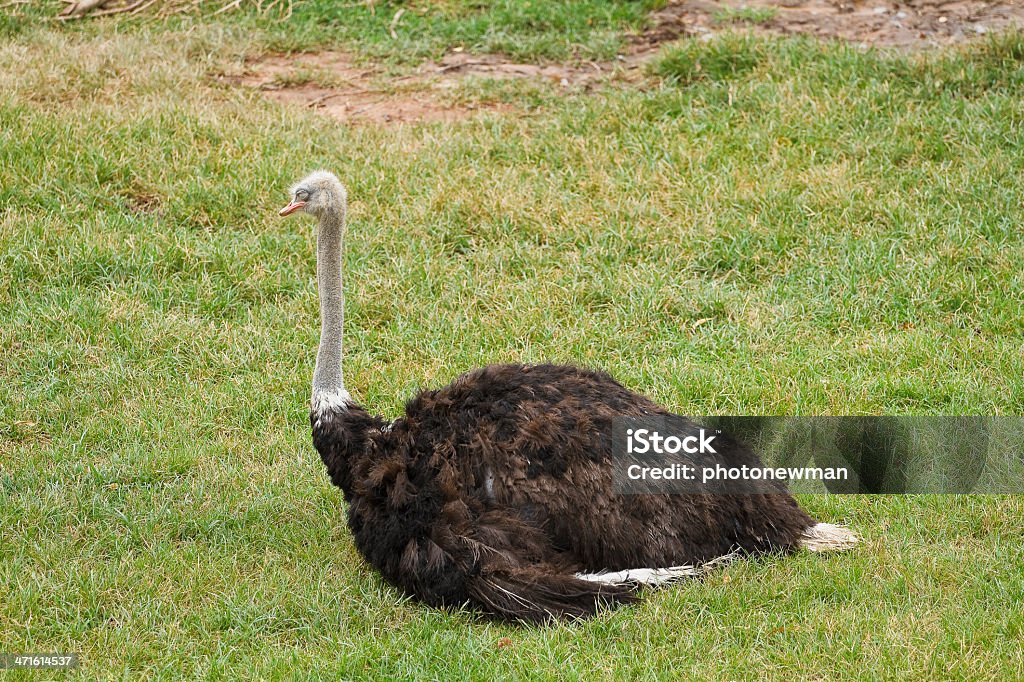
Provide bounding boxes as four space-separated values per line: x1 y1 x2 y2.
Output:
295 189 310 201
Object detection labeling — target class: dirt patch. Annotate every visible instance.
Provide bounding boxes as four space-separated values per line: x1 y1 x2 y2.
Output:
234 50 639 126
121 188 162 214
237 51 502 125
235 1 1024 126
654 0 1024 49
424 50 651 92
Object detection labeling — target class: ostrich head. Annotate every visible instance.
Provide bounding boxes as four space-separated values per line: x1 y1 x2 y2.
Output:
279 170 347 219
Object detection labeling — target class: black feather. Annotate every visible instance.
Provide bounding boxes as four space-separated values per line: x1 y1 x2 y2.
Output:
311 363 816 623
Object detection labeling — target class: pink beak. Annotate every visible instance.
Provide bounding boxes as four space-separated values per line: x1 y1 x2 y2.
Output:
279 200 306 216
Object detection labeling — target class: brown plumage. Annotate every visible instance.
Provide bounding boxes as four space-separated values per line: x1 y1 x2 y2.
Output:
282 171 857 624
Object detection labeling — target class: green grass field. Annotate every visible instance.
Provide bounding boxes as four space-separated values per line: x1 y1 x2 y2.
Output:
2 2 1024 679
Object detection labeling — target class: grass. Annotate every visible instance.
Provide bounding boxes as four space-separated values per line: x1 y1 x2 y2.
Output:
2 4 1024 679
0 0 666 62
712 6 779 26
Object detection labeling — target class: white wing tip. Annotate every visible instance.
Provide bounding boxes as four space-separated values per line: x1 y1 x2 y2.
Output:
575 552 738 587
576 524 858 589
799 522 860 552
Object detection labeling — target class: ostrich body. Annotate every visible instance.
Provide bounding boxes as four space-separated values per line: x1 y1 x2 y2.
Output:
281 171 857 622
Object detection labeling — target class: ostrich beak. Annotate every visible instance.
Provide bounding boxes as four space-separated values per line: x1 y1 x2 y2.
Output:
279 200 306 216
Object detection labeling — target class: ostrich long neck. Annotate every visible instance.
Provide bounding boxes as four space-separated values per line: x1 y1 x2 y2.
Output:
312 206 349 408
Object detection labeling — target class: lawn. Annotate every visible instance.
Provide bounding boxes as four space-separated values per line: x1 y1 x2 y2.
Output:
2 2 1024 679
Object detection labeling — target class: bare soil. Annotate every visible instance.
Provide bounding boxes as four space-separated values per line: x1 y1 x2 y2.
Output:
654 0 1024 49
235 0 1024 125
236 51 489 125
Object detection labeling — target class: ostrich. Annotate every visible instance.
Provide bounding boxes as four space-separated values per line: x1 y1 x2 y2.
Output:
281 170 858 623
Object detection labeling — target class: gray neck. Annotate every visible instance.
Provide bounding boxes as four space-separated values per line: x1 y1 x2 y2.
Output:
312 207 349 406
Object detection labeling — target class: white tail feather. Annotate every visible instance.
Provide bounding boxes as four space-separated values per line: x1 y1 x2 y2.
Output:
575 552 738 587
799 522 859 552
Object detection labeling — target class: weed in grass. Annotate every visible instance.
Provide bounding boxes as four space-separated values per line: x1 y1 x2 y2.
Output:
712 6 779 26
653 33 768 84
